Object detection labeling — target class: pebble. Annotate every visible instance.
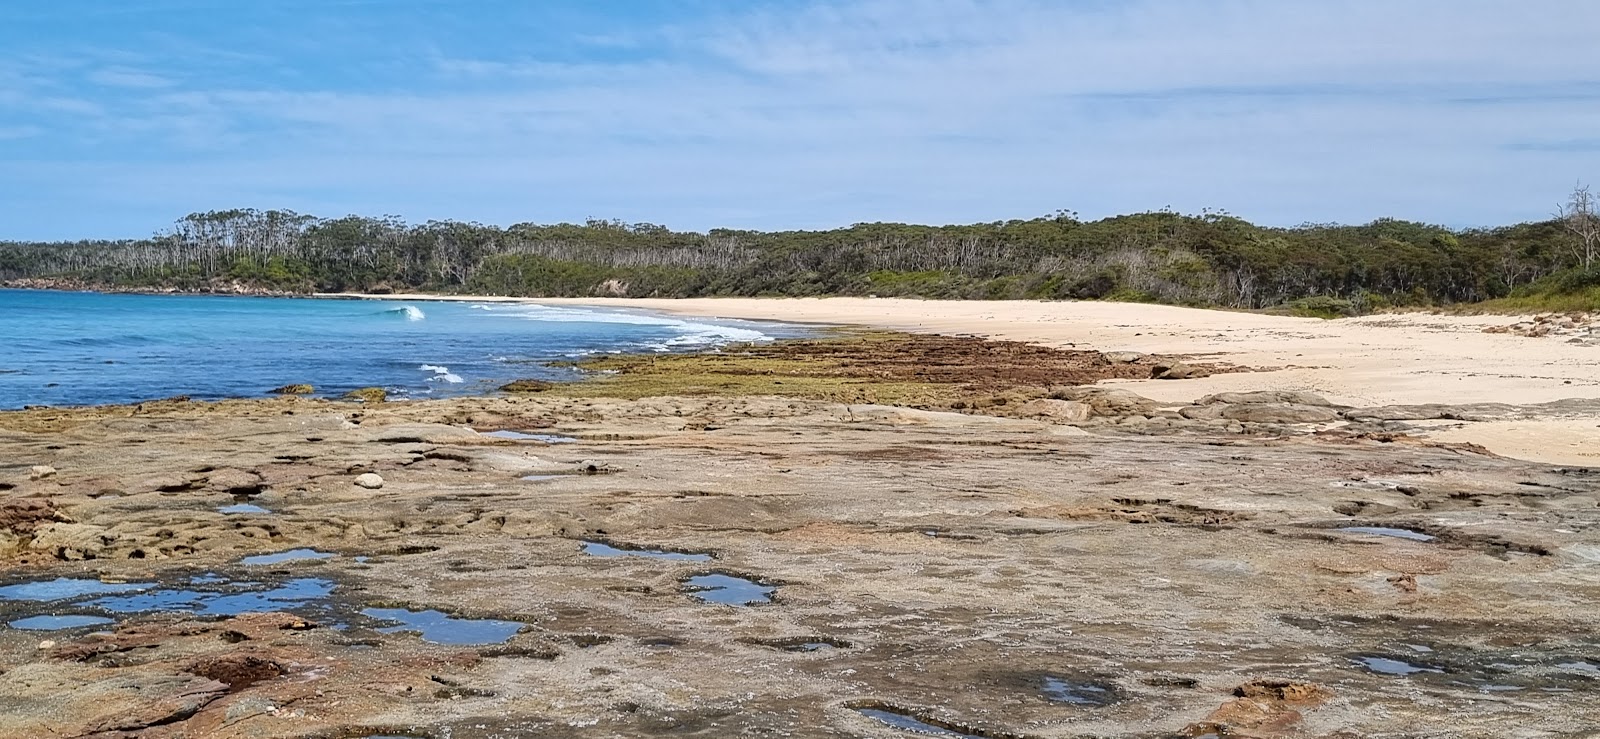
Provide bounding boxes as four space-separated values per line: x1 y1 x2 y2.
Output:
29 465 56 480
354 473 385 489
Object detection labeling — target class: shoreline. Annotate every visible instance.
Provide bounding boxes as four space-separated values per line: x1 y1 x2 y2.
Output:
10 287 1599 465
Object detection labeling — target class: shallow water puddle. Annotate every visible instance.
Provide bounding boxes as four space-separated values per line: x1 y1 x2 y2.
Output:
683 574 775 605
583 541 712 562
90 578 335 616
362 607 523 645
1353 655 1445 676
481 430 579 443
1557 660 1600 677
241 548 337 565
1338 526 1436 542
856 708 985 738
1041 677 1116 705
0 578 152 601
219 503 271 514
8 614 115 630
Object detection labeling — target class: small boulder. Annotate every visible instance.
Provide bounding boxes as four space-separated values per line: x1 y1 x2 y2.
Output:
501 379 555 393
1015 398 1092 423
353 473 385 490
1049 387 1161 417
269 384 315 395
1101 350 1146 364
1151 362 1209 380
1178 404 1227 421
29 465 57 480
344 387 387 403
1220 403 1339 424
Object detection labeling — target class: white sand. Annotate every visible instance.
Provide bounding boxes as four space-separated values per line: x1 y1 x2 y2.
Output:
544 297 1600 466
324 293 1598 465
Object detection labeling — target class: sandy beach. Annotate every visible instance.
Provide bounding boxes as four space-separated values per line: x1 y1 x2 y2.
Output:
491 297 1596 466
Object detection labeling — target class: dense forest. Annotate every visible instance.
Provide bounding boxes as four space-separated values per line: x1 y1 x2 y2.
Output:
3 197 1599 314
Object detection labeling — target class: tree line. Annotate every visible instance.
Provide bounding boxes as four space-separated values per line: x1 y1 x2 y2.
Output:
2 199 1596 313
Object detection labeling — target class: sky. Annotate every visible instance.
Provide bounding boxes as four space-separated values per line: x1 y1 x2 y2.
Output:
2 0 1599 240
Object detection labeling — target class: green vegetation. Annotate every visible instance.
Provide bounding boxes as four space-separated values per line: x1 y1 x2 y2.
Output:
3 197 1599 312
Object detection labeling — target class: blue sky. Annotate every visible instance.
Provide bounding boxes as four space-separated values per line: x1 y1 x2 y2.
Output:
2 0 1598 240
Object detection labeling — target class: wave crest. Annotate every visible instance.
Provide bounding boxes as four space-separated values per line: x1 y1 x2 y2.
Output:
380 305 426 321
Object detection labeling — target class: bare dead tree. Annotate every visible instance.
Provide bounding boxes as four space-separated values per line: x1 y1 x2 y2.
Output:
1558 181 1600 270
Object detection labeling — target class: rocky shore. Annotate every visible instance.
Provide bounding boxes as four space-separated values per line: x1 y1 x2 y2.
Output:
0 332 1596 737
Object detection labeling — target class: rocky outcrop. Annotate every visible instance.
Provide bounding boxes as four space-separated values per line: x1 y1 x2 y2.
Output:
268 384 314 395
1048 387 1161 417
1219 403 1340 424
501 379 555 393
1151 362 1210 380
1199 390 1336 407
344 386 388 403
1014 398 1092 422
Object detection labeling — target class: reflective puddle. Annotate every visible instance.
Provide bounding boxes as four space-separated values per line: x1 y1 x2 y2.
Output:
91 578 335 616
1338 527 1436 542
219 503 271 515
1353 655 1445 676
0 578 152 602
683 574 775 605
583 541 712 562
1041 677 1116 705
241 549 338 566
8 614 115 631
362 607 523 645
481 430 579 443
856 708 984 738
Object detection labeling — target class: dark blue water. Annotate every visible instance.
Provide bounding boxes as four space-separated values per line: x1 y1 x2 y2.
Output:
0 289 797 409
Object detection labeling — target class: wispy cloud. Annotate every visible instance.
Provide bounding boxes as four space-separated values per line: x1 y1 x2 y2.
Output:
3 0 1600 240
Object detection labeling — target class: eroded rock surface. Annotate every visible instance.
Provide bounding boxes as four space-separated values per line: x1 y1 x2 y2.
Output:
0 383 1596 736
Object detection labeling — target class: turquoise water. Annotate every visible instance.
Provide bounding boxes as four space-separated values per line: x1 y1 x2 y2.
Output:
0 289 796 409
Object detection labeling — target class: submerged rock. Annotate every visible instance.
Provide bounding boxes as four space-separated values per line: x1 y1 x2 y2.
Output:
269 384 314 395
344 387 388 403
500 379 555 393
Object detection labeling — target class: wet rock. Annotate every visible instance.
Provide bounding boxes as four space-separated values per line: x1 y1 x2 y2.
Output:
186 652 286 691
1200 390 1335 407
29 465 57 480
268 384 314 395
1152 362 1209 380
501 379 555 393
1101 350 1146 363
354 473 385 490
1014 398 1092 423
1220 403 1341 424
345 387 388 403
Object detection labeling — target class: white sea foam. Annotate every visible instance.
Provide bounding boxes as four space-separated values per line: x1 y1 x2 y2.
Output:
419 364 464 384
473 304 772 349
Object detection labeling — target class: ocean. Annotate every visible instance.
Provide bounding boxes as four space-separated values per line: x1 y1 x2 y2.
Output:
0 290 802 409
